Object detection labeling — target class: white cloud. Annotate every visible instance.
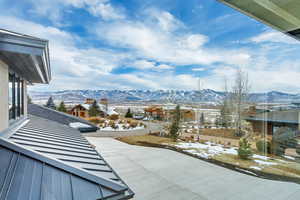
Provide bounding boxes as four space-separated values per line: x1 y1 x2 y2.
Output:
95 18 251 67
156 64 173 71
146 8 183 32
27 0 124 23
192 68 206 71
130 60 173 71
131 60 156 70
250 31 298 44
0 15 127 78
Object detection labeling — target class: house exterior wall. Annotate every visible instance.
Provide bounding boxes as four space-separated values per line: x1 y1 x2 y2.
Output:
71 105 89 118
250 121 298 136
0 60 9 132
0 60 28 133
251 121 273 135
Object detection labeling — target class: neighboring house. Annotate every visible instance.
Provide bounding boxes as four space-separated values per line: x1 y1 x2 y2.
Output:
0 29 133 199
70 104 90 118
70 101 118 119
245 110 300 136
85 98 95 104
144 106 164 120
164 108 196 122
144 105 196 121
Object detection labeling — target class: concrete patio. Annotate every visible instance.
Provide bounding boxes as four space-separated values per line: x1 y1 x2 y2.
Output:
86 137 300 200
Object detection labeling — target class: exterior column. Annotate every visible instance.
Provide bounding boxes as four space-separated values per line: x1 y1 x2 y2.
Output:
298 111 300 131
23 80 28 118
0 60 9 132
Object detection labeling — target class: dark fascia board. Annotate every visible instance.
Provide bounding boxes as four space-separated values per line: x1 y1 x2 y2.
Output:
0 29 51 83
245 117 298 124
217 0 300 42
0 137 127 193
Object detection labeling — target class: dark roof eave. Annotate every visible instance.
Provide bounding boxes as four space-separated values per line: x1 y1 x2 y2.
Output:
0 29 51 83
245 117 299 124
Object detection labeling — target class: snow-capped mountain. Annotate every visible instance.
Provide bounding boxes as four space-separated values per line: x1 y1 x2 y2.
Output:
28 89 300 104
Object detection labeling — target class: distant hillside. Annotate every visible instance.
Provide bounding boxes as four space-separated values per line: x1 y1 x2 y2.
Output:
29 89 300 104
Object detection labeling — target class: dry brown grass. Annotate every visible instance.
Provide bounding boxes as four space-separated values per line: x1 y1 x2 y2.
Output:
117 135 173 146
200 128 239 139
214 153 300 178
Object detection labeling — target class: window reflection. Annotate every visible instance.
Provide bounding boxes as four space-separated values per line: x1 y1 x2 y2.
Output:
8 73 24 121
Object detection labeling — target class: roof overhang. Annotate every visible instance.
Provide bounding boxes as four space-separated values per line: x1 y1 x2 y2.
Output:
218 0 300 41
0 29 51 83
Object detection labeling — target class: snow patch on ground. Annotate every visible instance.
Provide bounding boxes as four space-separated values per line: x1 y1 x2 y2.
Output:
249 166 262 171
252 154 269 160
99 125 144 131
283 155 296 160
175 142 237 158
254 160 277 166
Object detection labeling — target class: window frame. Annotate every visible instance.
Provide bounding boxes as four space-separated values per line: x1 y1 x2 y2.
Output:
8 72 25 123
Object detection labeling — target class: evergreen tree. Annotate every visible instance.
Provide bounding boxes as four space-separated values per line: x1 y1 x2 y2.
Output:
45 96 56 110
169 105 181 141
219 78 232 128
125 108 133 118
27 95 32 104
200 113 205 125
89 100 100 117
57 101 67 113
238 138 253 160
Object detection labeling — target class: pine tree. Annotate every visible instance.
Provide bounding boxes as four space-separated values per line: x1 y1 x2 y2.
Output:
219 78 232 128
89 100 100 117
200 113 205 125
45 96 56 110
125 108 133 118
27 95 32 104
57 101 67 113
169 105 181 141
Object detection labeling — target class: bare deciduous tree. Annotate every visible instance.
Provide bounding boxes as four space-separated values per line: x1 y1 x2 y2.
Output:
232 69 250 136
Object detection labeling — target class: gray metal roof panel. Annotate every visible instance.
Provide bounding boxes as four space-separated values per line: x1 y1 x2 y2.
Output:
28 104 98 131
0 115 134 200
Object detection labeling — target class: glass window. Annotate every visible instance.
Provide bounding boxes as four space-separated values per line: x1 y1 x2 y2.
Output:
8 73 14 120
8 73 24 121
21 80 24 115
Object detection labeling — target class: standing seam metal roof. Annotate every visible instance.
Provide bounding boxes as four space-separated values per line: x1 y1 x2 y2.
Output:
0 115 134 200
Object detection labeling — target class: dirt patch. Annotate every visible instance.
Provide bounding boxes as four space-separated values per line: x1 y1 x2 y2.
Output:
198 128 239 139
117 135 174 146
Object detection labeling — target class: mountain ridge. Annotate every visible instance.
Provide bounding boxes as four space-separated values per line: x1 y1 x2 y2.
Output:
29 89 300 104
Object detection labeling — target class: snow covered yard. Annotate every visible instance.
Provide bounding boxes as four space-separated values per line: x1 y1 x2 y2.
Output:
99 126 145 131
171 141 300 177
98 119 146 132
175 141 238 159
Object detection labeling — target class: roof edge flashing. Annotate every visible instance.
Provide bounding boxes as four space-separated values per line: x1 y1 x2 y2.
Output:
0 138 127 193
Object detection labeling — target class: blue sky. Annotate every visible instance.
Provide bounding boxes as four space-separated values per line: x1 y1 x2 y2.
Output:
1 0 300 92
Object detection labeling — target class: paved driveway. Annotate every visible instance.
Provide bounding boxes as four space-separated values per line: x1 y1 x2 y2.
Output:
86 137 300 200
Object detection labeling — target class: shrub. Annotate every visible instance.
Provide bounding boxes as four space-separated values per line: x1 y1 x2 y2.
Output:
256 140 271 154
110 122 118 130
88 117 101 124
238 138 253 160
130 121 138 128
